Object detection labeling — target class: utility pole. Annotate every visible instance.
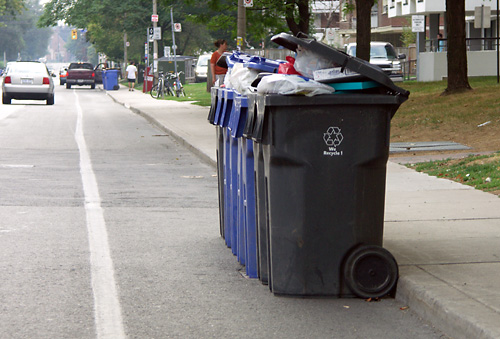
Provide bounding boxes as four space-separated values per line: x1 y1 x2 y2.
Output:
153 0 158 77
123 31 128 77
237 0 246 50
170 8 179 87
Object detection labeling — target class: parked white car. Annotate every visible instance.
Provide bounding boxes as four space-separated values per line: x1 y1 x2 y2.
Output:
194 54 211 82
2 61 55 105
345 42 406 82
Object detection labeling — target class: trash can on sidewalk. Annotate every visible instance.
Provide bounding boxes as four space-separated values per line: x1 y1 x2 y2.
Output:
102 69 119 90
251 33 410 298
228 95 259 278
242 94 269 284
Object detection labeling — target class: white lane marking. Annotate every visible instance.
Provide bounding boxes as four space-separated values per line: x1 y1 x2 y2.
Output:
74 91 126 339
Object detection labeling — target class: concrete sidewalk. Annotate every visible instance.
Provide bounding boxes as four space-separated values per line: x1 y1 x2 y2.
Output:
104 85 500 339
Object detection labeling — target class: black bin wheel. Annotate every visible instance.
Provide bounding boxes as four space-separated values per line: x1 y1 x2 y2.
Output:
343 245 398 299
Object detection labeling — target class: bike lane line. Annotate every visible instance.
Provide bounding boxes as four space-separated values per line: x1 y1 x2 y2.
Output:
74 90 126 339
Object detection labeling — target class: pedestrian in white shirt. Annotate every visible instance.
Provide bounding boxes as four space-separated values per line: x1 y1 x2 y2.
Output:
126 61 138 91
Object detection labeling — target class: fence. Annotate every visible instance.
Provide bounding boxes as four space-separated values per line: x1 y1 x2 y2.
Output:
426 37 500 52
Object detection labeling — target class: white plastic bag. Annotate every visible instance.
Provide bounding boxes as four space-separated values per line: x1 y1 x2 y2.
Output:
256 74 335 97
227 64 260 95
293 46 338 79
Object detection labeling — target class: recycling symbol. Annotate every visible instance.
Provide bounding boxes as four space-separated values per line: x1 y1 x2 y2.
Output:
323 127 343 147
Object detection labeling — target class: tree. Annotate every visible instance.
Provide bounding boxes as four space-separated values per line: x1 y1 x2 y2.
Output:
443 0 472 94
284 0 310 36
39 0 151 61
184 0 290 48
342 0 374 61
0 0 51 61
0 0 25 18
355 0 374 61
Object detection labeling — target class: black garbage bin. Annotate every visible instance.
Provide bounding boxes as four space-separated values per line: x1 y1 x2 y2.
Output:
250 33 409 298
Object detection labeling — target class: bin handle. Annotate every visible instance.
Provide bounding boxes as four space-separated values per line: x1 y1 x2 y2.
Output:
296 31 314 40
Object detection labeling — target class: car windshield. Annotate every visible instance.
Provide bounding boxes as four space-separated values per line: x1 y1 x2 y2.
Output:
8 62 47 75
198 55 210 67
348 44 398 60
69 63 93 70
370 45 397 59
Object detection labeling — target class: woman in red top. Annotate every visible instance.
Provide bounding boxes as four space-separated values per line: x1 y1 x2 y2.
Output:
210 39 228 86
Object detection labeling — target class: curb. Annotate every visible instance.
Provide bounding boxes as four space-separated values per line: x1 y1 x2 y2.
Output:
396 267 500 339
104 90 217 169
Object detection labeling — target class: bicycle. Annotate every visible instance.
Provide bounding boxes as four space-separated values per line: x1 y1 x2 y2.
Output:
150 71 174 99
172 71 186 97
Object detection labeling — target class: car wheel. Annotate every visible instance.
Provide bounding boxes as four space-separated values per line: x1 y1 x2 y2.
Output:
66 83 71 89
90 84 95 89
46 95 55 105
2 93 11 104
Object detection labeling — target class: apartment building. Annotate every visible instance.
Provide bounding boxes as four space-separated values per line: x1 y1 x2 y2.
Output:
387 0 500 81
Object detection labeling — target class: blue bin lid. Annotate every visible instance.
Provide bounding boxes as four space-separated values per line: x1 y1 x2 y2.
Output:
244 56 283 73
226 52 253 68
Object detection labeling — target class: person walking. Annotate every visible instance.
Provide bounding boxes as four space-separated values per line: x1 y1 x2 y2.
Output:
210 39 228 87
126 61 138 91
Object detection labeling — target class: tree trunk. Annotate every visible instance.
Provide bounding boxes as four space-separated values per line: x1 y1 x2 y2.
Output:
355 0 374 61
285 0 310 36
444 0 472 94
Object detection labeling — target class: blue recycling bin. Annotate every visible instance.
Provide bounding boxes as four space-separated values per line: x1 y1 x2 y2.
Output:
242 94 268 283
208 52 283 281
103 69 119 90
228 95 258 278
216 89 236 249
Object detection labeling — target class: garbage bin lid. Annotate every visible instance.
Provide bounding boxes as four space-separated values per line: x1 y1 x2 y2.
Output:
271 33 409 98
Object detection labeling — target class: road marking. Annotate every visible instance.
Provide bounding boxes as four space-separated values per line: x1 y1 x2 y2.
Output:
74 91 126 339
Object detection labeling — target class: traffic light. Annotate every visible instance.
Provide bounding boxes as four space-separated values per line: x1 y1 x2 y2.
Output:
71 29 78 40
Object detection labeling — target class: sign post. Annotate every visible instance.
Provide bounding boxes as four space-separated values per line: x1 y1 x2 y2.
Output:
412 15 425 81
170 8 179 95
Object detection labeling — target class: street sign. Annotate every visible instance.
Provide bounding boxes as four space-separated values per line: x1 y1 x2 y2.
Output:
243 0 253 7
173 23 182 32
412 15 425 33
475 6 491 29
151 14 158 22
153 27 161 40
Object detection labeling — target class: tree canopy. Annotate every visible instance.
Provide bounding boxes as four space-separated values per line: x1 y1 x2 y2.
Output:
0 0 25 18
38 0 310 62
0 0 51 62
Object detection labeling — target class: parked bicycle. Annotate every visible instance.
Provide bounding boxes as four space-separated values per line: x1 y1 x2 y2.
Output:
172 71 186 97
150 71 174 99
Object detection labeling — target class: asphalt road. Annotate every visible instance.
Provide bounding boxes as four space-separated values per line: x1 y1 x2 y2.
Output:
0 85 447 338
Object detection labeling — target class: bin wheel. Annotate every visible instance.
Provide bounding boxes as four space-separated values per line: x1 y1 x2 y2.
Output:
343 245 398 299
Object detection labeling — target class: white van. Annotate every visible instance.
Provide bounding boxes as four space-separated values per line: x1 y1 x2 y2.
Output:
345 42 406 82
194 54 211 82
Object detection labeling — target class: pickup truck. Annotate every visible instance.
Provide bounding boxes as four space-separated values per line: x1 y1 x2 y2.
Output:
66 62 95 89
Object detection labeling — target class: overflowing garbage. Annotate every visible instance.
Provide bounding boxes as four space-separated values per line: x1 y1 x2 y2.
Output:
209 32 409 298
